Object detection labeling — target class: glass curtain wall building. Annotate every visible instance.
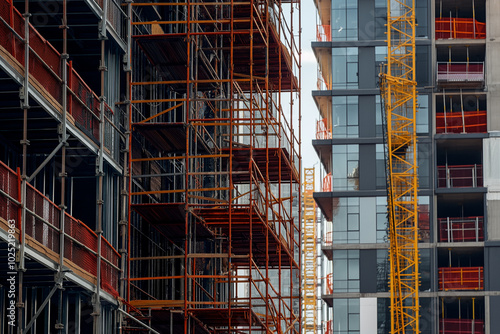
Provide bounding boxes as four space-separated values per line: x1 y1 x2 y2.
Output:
312 0 500 333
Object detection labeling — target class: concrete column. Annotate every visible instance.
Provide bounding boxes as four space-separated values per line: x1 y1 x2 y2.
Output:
486 0 500 130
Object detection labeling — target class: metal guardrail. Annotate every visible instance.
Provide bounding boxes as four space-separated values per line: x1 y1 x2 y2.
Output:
0 0 121 159
437 62 485 83
437 165 483 188
439 217 484 242
438 267 483 291
436 18 486 40
0 160 120 296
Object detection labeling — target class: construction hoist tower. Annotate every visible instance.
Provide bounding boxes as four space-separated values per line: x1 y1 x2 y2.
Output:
302 168 317 333
379 0 420 333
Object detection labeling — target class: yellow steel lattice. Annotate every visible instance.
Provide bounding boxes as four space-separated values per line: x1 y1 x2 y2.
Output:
302 168 317 333
379 0 420 333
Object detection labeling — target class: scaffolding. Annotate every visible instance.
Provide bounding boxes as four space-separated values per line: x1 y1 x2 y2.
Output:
125 0 301 332
379 0 419 333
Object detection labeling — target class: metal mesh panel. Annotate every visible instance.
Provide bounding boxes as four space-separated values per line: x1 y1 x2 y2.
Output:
436 18 486 40
438 267 484 291
440 319 484 334
436 110 487 134
0 161 20 225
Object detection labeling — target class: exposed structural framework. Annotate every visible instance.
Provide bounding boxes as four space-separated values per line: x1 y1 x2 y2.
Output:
124 0 301 332
379 0 420 333
302 168 316 333
0 0 124 332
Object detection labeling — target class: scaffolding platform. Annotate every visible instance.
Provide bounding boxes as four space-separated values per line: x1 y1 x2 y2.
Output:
136 36 214 91
190 308 268 329
198 206 295 267
132 203 214 240
133 122 211 154
224 147 299 183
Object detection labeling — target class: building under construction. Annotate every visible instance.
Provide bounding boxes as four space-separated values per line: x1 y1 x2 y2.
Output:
312 0 500 333
0 0 301 332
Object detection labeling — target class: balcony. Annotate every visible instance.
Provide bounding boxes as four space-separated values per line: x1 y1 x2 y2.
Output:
440 319 484 334
437 165 483 188
436 110 487 134
437 62 484 88
439 217 484 242
436 18 486 40
438 267 483 291
0 160 120 296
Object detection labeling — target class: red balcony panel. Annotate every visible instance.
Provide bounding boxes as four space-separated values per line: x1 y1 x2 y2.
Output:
0 160 120 297
436 18 486 39
317 25 331 42
439 217 484 242
322 173 332 192
436 110 487 134
437 165 483 188
324 320 333 334
438 267 483 291
440 319 484 334
437 63 484 83
418 204 430 242
326 273 333 294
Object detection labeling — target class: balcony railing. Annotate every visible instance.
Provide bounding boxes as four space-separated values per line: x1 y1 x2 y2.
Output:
324 320 333 334
317 67 331 90
436 18 486 40
0 160 120 297
436 110 487 134
439 217 484 242
437 62 484 84
438 267 483 291
437 165 483 188
323 173 332 192
0 0 120 159
316 119 332 139
325 273 333 294
324 231 332 246
316 24 331 42
440 319 484 334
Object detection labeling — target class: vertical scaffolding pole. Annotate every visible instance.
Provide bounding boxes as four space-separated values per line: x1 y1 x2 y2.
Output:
94 0 109 330
228 0 235 330
17 0 30 331
248 0 255 330
56 0 69 332
184 1 192 331
120 1 133 330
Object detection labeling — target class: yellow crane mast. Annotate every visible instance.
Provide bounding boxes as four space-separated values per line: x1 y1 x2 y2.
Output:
302 168 317 333
379 0 420 333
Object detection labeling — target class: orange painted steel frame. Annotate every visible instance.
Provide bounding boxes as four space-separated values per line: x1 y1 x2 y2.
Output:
302 168 317 333
125 0 301 332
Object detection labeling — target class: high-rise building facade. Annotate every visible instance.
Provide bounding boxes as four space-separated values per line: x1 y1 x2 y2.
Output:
312 0 500 333
0 0 301 332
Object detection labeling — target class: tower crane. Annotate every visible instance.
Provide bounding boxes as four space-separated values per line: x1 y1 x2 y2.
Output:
302 168 317 333
379 0 420 333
